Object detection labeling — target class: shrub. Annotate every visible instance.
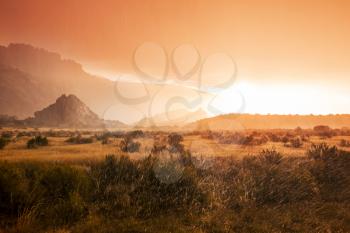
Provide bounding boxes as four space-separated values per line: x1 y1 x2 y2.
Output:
168 133 183 146
151 138 167 155
0 163 29 216
27 136 48 149
258 149 283 165
101 137 111 145
232 150 318 206
281 135 289 143
95 132 112 144
168 133 185 153
339 139 350 147
127 130 144 138
38 165 90 226
0 162 91 229
0 137 10 149
307 143 350 201
307 143 338 161
89 155 138 217
65 135 93 144
313 125 333 138
284 137 303 148
240 135 254 145
119 137 140 153
267 133 281 142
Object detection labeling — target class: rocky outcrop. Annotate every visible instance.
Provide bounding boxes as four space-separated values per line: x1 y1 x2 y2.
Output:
28 94 126 128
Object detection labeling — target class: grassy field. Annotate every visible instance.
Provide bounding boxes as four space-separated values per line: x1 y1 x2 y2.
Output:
1 128 350 162
0 127 349 232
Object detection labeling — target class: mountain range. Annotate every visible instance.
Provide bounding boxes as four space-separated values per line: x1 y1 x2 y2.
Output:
0 43 116 119
136 108 207 128
2 43 350 130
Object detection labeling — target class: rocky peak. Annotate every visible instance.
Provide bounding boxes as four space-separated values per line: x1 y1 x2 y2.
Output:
32 94 101 128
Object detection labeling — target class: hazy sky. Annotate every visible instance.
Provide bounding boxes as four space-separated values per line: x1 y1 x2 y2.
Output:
1 0 350 115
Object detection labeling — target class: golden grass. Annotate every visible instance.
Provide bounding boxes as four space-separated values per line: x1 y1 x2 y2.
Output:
2 129 350 163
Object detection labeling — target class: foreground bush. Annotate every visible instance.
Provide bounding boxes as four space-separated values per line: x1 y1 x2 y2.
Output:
0 144 350 232
0 162 91 231
307 143 350 201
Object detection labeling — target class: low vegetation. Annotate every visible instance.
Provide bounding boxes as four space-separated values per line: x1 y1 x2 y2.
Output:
65 135 94 144
119 137 141 153
26 136 48 149
0 141 349 232
0 137 10 149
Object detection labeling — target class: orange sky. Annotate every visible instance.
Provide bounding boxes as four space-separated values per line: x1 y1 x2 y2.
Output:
1 0 350 115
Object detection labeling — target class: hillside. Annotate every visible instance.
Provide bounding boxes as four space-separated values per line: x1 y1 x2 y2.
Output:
0 43 116 119
0 64 55 118
189 113 350 130
136 108 207 128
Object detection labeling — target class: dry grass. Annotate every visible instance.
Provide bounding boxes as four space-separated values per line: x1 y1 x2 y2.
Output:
2 128 350 162
1 128 350 232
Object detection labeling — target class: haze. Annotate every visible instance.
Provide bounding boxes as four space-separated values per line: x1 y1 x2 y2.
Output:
1 0 350 117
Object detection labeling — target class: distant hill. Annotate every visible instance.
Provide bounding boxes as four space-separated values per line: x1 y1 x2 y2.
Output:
0 64 55 118
135 108 207 128
26 94 126 128
0 43 116 119
188 113 350 130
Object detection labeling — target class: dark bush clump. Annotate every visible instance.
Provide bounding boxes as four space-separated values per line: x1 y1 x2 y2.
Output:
119 137 141 153
27 136 48 149
339 139 350 147
65 135 93 144
284 137 303 148
313 125 333 138
168 133 185 153
0 137 10 149
151 137 167 155
307 143 350 201
127 130 144 138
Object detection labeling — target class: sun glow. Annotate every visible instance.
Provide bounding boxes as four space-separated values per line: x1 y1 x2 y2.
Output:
213 81 350 116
